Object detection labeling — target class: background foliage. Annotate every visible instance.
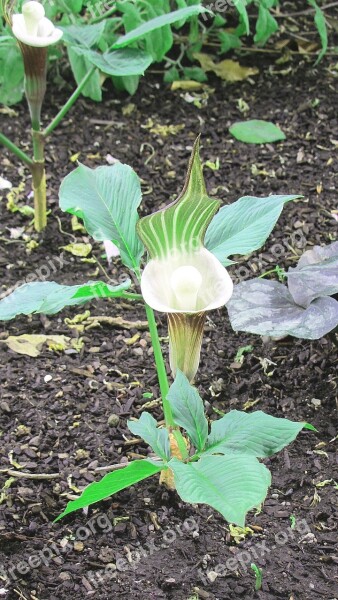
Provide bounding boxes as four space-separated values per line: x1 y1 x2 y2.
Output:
0 0 331 105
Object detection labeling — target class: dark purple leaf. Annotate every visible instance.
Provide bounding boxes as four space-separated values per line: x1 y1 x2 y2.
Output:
227 279 338 339
287 241 338 307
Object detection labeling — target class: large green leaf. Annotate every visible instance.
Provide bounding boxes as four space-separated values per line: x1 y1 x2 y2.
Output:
167 370 208 452
205 195 300 265
170 455 271 526
205 410 306 458
0 38 24 105
59 163 144 271
128 412 170 461
56 459 164 521
77 47 153 76
61 22 106 48
0 280 130 321
137 137 220 259
67 46 102 102
112 6 211 49
229 120 285 144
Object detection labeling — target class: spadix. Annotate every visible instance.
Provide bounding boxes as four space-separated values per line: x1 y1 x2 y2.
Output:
170 266 203 312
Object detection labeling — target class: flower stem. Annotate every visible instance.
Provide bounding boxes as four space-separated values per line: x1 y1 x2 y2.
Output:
144 304 172 426
43 67 97 138
0 132 34 167
31 129 46 232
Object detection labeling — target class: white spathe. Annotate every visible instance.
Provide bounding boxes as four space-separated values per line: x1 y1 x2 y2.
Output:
12 1 63 47
141 248 233 313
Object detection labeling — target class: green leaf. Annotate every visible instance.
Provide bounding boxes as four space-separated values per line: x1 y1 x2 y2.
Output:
56 459 164 520
0 38 24 105
234 0 250 35
0 280 130 321
218 31 242 54
137 136 220 259
112 6 211 49
204 410 306 457
205 195 300 264
308 0 328 64
61 22 106 48
173 0 189 28
229 120 286 144
67 46 102 102
111 74 140 95
128 412 170 461
59 162 144 271
254 6 278 46
63 0 83 13
169 455 271 526
182 66 208 82
75 47 153 76
139 2 174 63
167 370 208 452
116 0 143 32
164 66 180 83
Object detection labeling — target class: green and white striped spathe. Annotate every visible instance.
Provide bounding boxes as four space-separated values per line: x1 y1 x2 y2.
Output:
137 137 221 260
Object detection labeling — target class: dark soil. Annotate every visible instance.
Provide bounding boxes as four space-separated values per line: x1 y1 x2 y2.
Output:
0 33 338 600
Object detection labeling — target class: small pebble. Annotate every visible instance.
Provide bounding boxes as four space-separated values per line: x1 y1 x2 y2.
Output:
44 375 52 383
74 541 84 552
108 414 120 427
0 401 11 414
207 571 218 583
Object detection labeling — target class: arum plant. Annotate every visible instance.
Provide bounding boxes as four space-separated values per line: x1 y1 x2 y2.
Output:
138 152 233 382
0 137 310 525
0 1 208 231
1 0 63 231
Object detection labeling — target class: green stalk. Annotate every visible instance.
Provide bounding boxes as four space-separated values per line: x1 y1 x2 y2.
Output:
0 132 34 167
145 304 172 425
90 5 117 24
121 292 144 301
43 67 97 138
144 304 188 460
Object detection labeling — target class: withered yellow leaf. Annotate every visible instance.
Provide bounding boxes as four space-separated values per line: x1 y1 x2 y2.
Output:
3 334 77 357
171 80 206 91
194 53 259 82
149 123 185 137
62 243 92 257
122 103 136 116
